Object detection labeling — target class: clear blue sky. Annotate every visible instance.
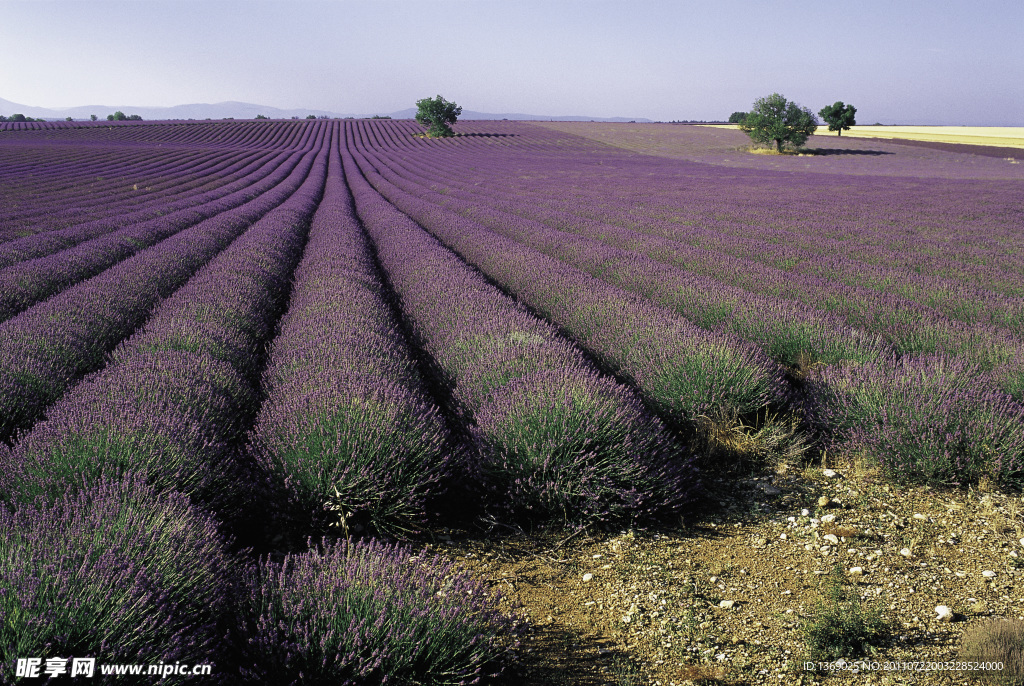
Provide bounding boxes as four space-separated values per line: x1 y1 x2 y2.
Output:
2 0 1021 124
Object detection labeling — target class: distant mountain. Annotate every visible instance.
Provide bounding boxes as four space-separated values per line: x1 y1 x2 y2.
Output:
0 97 348 121
0 96 651 123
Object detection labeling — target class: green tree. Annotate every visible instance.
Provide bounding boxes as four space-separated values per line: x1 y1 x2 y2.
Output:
818 101 857 136
90 114 98 121
728 111 748 124
254 114 269 120
107 111 128 121
415 95 462 138
740 93 818 152
9 113 28 123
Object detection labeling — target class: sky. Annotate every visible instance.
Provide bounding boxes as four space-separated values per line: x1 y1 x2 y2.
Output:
1 0 1022 125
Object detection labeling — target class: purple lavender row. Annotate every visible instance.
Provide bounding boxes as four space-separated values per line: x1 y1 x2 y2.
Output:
373 120 1024 295
346 131 787 431
524 159 1024 294
342 144 695 525
377 129 1024 331
250 142 454 537
361 144 888 371
365 145 1024 399
0 149 257 239
0 147 225 223
0 121 320 235
0 145 313 323
361 125 1024 486
0 123 329 514
0 149 280 268
0 147 213 236
239 537 519 684
0 123 328 443
1 130 517 680
1 118 317 150
0 476 236 677
804 356 1024 487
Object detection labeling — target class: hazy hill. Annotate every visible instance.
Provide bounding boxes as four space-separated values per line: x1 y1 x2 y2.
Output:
0 97 652 123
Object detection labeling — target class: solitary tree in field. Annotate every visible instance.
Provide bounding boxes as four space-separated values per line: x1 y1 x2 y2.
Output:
728 111 748 124
819 101 857 136
415 95 462 138
740 93 818 152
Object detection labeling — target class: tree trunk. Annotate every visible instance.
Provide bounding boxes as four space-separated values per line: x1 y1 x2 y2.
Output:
775 139 783 152
837 128 842 137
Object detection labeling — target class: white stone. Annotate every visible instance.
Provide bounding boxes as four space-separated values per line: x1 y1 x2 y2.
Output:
582 573 594 582
935 605 954 622
913 513 928 521
823 534 840 545
801 509 810 517
719 600 735 609
780 533 787 540
900 548 913 558
821 514 837 523
822 469 839 478
849 567 864 576
709 576 718 583
983 570 997 578
1019 538 1024 547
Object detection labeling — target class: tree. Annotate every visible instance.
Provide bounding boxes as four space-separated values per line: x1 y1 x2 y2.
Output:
819 101 857 136
254 114 269 120
415 95 461 138
9 113 28 123
728 111 748 124
739 93 818 152
90 114 98 121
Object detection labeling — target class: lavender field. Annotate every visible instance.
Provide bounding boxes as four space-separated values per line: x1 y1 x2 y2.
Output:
1 118 1022 683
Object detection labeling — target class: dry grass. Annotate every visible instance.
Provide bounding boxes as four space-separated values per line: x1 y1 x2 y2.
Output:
959 619 1024 684
744 145 814 156
694 409 810 476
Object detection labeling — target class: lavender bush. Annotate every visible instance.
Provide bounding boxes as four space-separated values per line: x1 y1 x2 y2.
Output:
0 477 234 677
0 122 326 443
805 356 1024 486
252 145 455 537
239 538 521 685
343 142 696 524
3 127 329 519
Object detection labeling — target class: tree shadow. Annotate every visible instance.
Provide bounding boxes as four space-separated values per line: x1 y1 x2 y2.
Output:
805 148 894 156
497 624 639 686
455 132 515 137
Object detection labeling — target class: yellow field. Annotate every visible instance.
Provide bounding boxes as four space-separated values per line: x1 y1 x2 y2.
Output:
812 125 1024 148
705 124 1024 149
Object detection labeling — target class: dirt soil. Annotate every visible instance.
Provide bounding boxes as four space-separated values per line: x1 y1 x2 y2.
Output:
426 462 1024 685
